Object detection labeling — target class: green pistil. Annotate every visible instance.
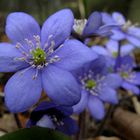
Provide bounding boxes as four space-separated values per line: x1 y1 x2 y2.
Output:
112 52 118 58
121 72 129 78
31 48 46 65
86 79 96 89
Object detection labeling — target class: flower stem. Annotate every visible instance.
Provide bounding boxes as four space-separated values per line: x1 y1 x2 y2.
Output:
75 111 86 140
14 114 22 128
93 105 114 137
77 0 85 18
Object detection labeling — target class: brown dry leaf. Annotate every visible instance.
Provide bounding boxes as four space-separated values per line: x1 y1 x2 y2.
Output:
0 130 6 137
18 113 29 128
95 136 120 140
111 107 140 140
86 136 121 140
86 139 96 140
132 97 140 115
0 35 10 42
0 114 17 132
0 84 4 92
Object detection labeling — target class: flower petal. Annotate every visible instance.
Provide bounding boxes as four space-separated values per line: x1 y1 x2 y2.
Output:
89 56 108 75
127 26 140 38
41 9 74 49
121 43 134 55
126 35 140 47
106 39 119 55
6 12 40 44
57 117 79 135
36 115 56 129
111 29 126 40
103 73 122 88
99 86 118 104
91 46 110 56
54 39 97 71
33 101 56 112
88 96 105 120
120 55 135 70
5 68 42 112
73 90 89 114
112 12 126 25
102 12 115 24
96 25 119 36
42 65 81 106
83 12 102 37
32 101 73 117
0 43 29 72
130 72 140 85
122 81 140 95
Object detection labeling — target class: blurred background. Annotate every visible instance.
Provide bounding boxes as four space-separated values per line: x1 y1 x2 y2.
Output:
0 0 139 30
0 0 140 43
0 0 140 40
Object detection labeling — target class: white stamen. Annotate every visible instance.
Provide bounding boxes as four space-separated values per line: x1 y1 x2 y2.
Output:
37 65 44 69
15 43 28 56
46 41 55 56
25 38 35 50
14 57 26 61
33 35 41 48
43 35 53 50
32 69 39 79
49 55 60 64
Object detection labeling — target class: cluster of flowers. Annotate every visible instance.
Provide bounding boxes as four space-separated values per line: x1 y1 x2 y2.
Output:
0 9 140 135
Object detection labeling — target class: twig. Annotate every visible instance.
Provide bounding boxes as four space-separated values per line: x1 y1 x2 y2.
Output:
14 114 22 128
75 111 86 140
77 0 85 18
132 96 140 114
93 105 114 137
0 128 8 133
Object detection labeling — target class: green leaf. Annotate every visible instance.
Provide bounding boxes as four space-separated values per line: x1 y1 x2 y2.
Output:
0 127 71 140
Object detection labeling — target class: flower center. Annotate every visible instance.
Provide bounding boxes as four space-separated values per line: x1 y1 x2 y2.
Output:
122 20 132 31
120 71 129 78
14 35 61 79
50 115 64 126
112 52 118 58
86 79 96 89
31 48 46 65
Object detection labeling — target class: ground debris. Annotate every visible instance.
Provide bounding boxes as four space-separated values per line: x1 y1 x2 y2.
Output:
0 114 17 132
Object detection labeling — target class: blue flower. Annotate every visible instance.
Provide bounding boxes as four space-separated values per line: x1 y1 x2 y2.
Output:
92 39 134 58
73 57 122 120
0 9 97 112
102 12 140 47
26 101 78 135
73 12 119 38
115 55 140 95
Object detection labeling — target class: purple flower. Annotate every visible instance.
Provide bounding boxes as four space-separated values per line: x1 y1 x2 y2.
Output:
115 55 140 95
102 12 140 47
0 9 97 112
73 57 122 120
26 101 78 135
73 12 118 38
